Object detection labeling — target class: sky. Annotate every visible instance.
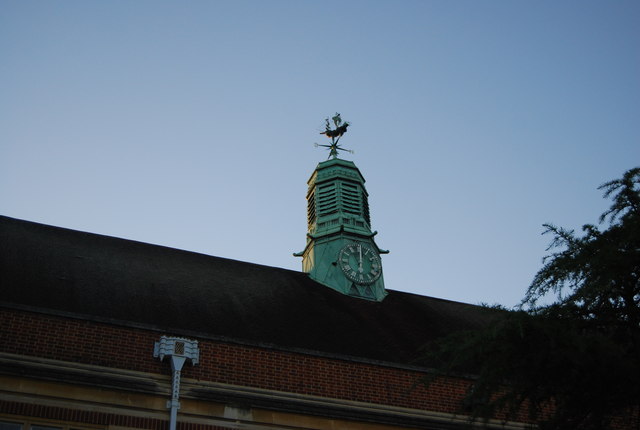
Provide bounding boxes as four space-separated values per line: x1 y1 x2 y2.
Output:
1 1 638 308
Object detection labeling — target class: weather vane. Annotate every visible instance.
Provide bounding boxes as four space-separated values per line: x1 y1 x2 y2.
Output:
315 113 353 159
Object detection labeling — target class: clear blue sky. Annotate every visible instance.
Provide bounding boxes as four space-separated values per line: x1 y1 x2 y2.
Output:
1 1 638 307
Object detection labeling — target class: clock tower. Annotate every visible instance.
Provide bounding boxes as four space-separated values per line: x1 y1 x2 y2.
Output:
294 114 387 301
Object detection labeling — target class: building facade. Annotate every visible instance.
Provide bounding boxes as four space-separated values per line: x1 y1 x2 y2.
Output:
1 156 535 429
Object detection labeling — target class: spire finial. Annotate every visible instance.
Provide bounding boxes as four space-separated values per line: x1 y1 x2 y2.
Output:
315 113 353 159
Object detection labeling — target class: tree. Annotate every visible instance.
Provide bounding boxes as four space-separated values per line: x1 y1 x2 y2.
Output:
423 167 640 429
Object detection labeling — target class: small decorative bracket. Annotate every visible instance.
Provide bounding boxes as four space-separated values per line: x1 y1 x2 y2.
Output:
154 336 199 365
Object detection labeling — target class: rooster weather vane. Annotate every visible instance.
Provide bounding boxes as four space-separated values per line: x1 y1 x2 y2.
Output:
315 113 353 159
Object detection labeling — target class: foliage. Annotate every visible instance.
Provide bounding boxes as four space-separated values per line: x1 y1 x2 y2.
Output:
422 168 640 429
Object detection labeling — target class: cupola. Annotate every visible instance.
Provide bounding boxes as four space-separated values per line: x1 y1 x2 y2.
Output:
295 114 387 301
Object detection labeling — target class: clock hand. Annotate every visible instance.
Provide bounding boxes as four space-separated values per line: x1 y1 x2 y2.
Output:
358 244 364 273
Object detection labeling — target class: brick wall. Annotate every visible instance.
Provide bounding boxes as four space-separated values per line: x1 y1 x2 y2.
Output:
0 307 487 420
4 308 638 429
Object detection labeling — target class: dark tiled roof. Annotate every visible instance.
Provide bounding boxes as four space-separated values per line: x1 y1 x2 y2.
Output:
0 215 493 366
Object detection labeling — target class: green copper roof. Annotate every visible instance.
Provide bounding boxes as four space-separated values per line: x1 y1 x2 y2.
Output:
297 157 387 301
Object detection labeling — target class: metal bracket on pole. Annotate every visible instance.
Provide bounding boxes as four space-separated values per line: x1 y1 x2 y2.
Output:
154 336 199 430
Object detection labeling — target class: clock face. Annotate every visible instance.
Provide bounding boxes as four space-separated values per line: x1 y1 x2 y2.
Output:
339 243 382 285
